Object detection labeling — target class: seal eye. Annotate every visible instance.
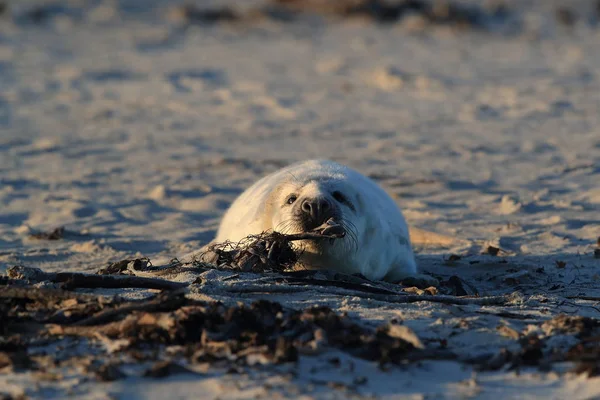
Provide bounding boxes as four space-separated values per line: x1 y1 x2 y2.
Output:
333 191 346 203
286 195 297 205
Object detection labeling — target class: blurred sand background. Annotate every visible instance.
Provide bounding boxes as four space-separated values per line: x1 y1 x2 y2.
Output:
1 0 600 398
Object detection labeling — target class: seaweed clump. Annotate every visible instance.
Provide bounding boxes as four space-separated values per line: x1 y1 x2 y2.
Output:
193 220 345 273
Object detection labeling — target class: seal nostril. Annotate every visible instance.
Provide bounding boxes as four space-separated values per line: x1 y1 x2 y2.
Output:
301 200 312 214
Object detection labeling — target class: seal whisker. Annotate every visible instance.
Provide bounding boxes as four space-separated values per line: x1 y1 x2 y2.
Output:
275 220 294 235
341 219 359 253
274 220 287 232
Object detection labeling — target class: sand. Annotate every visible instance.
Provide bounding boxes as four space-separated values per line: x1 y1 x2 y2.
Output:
1 0 600 398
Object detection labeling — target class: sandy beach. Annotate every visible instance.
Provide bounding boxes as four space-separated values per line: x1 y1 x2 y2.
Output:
1 1 600 398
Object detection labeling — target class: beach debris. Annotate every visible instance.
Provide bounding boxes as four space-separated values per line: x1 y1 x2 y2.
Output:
28 226 65 240
383 323 424 349
168 0 512 31
571 362 600 378
96 258 195 278
8 0 514 31
541 315 600 337
143 361 202 378
97 258 137 275
7 265 187 291
1 280 427 378
3 263 597 383
438 275 477 296
193 226 345 273
403 286 438 295
555 7 576 27
89 253 509 307
196 233 299 273
0 351 34 373
496 325 521 340
13 2 85 25
476 334 545 371
89 363 127 382
486 246 500 256
445 254 462 262
168 5 239 24
476 315 600 373
268 0 511 29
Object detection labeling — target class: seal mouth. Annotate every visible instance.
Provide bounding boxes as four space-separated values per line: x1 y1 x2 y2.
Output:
309 218 346 241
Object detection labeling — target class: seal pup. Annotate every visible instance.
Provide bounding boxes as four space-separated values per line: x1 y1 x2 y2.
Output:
214 159 417 282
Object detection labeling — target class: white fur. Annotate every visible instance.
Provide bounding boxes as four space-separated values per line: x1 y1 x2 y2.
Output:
214 159 417 282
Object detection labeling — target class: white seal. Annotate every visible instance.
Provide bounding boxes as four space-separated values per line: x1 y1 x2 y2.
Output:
213 159 417 282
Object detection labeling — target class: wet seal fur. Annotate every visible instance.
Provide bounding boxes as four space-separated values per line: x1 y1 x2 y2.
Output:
214 159 417 282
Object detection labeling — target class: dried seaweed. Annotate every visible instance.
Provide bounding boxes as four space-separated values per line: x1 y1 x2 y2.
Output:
274 275 400 295
89 363 127 382
541 315 600 337
475 315 600 374
1 275 598 382
216 281 508 306
172 0 512 31
50 299 419 366
192 229 343 273
96 258 136 275
0 285 110 327
271 0 504 27
555 315 600 375
571 362 600 378
475 335 545 371
91 252 510 307
1 278 425 373
555 7 576 27
486 246 500 256
8 265 187 291
71 290 189 326
143 361 202 378
28 226 65 240
438 275 477 296
172 5 239 25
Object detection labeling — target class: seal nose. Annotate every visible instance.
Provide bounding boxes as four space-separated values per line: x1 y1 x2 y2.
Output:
301 197 331 221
